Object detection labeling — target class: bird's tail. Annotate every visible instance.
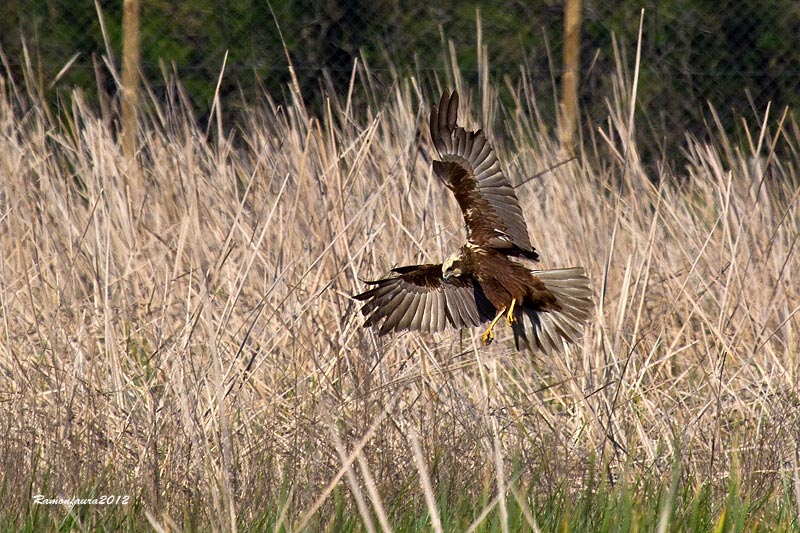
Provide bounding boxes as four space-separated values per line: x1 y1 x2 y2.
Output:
513 267 593 353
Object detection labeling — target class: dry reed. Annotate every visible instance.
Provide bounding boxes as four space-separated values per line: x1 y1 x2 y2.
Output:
0 43 798 529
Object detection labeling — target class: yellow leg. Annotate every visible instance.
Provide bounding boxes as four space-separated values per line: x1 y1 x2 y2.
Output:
506 298 517 326
482 307 507 346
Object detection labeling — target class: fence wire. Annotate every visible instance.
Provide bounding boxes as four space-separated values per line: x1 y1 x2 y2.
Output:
2 1 799 156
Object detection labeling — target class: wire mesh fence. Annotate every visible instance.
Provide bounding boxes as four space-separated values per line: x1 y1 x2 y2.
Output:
2 1 799 157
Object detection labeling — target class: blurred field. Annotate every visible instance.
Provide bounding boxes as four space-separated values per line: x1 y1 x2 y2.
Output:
1 47 799 530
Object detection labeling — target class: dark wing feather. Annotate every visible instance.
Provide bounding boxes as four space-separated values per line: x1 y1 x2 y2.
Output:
353 264 495 335
430 91 538 259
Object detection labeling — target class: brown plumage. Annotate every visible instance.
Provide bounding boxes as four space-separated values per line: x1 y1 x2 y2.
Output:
354 90 593 353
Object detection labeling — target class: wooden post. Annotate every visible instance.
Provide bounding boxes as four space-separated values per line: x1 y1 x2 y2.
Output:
121 0 141 163
561 0 582 153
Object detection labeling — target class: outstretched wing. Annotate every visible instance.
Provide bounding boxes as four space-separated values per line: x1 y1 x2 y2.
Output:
430 91 537 259
354 264 495 335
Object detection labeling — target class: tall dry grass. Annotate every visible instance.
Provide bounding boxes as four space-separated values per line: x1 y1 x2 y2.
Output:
1 43 798 529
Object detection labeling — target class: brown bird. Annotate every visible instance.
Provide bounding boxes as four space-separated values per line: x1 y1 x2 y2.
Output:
354 90 592 353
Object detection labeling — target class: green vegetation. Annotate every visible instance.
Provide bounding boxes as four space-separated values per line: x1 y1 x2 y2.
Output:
4 458 797 530
3 1 800 151
1 10 800 531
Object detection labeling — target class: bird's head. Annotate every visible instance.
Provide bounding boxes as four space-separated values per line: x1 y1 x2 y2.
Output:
442 252 465 281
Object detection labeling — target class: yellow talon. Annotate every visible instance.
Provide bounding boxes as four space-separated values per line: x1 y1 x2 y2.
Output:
482 306 508 346
506 298 517 326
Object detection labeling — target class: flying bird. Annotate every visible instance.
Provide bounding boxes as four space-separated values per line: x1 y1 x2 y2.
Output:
354 90 592 353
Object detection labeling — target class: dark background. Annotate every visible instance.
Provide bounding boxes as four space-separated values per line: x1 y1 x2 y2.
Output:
2 1 799 160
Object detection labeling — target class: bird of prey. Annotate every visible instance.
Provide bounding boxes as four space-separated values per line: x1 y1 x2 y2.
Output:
354 90 592 353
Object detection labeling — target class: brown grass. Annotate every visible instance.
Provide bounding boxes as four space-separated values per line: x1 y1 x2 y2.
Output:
1 44 799 529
